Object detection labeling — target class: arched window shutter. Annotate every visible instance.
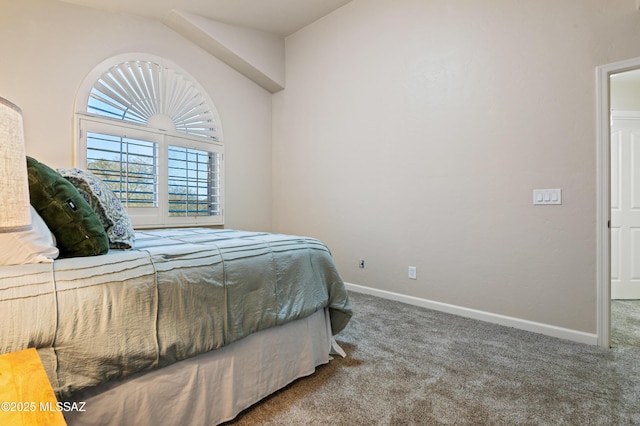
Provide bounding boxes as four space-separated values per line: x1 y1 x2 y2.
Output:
88 60 220 140
76 55 224 228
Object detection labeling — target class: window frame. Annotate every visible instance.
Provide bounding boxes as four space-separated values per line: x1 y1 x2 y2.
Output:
77 114 224 228
74 53 225 229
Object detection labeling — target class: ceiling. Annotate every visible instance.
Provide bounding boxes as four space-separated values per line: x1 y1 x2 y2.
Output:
58 0 352 36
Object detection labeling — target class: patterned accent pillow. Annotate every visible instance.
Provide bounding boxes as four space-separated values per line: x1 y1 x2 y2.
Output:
57 168 135 249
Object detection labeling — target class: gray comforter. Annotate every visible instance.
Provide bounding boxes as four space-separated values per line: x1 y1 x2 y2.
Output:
0 229 352 397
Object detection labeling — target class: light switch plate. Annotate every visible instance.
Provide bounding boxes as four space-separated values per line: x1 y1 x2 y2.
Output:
533 189 561 205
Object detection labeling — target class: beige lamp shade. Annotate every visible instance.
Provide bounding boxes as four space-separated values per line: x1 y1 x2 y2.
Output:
0 97 31 233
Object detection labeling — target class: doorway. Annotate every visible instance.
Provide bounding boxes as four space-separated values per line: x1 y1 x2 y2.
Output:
596 57 640 348
610 69 640 348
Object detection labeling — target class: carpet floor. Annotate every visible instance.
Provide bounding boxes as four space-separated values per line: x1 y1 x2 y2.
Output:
225 292 640 425
611 299 640 348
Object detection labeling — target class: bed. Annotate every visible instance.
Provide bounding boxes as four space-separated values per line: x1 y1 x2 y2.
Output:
0 227 352 425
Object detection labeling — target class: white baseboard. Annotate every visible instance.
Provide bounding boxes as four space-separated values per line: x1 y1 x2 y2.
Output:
345 283 598 346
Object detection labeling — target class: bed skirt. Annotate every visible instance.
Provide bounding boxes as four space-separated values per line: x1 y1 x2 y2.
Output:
64 308 335 425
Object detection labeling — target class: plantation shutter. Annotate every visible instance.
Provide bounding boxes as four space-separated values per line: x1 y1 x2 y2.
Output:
76 55 224 227
86 131 158 208
168 146 221 217
88 61 220 140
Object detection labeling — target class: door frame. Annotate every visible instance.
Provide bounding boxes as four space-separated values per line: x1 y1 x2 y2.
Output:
596 56 640 348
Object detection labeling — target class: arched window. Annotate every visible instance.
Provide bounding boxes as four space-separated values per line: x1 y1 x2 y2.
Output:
75 54 224 228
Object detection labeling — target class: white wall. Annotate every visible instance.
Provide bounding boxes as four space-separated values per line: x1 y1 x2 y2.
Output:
0 0 272 231
273 0 640 334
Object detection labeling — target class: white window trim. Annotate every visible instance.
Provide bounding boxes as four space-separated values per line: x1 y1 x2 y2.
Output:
74 54 225 229
77 114 224 228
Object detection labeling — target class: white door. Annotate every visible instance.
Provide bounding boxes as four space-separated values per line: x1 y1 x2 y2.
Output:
611 113 640 299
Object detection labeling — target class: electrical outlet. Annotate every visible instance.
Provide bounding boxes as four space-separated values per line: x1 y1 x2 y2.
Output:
359 259 365 269
408 266 417 280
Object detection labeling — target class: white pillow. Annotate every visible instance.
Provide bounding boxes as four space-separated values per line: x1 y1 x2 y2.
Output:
0 206 59 266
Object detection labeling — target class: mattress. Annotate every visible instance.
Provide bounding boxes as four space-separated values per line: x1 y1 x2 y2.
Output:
0 228 352 397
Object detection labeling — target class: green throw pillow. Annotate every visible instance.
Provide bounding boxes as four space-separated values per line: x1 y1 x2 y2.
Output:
27 157 109 258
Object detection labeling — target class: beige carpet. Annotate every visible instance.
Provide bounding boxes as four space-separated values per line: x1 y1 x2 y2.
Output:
224 292 640 425
611 299 640 348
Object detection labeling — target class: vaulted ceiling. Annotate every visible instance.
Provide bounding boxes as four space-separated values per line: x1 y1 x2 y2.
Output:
58 0 352 36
